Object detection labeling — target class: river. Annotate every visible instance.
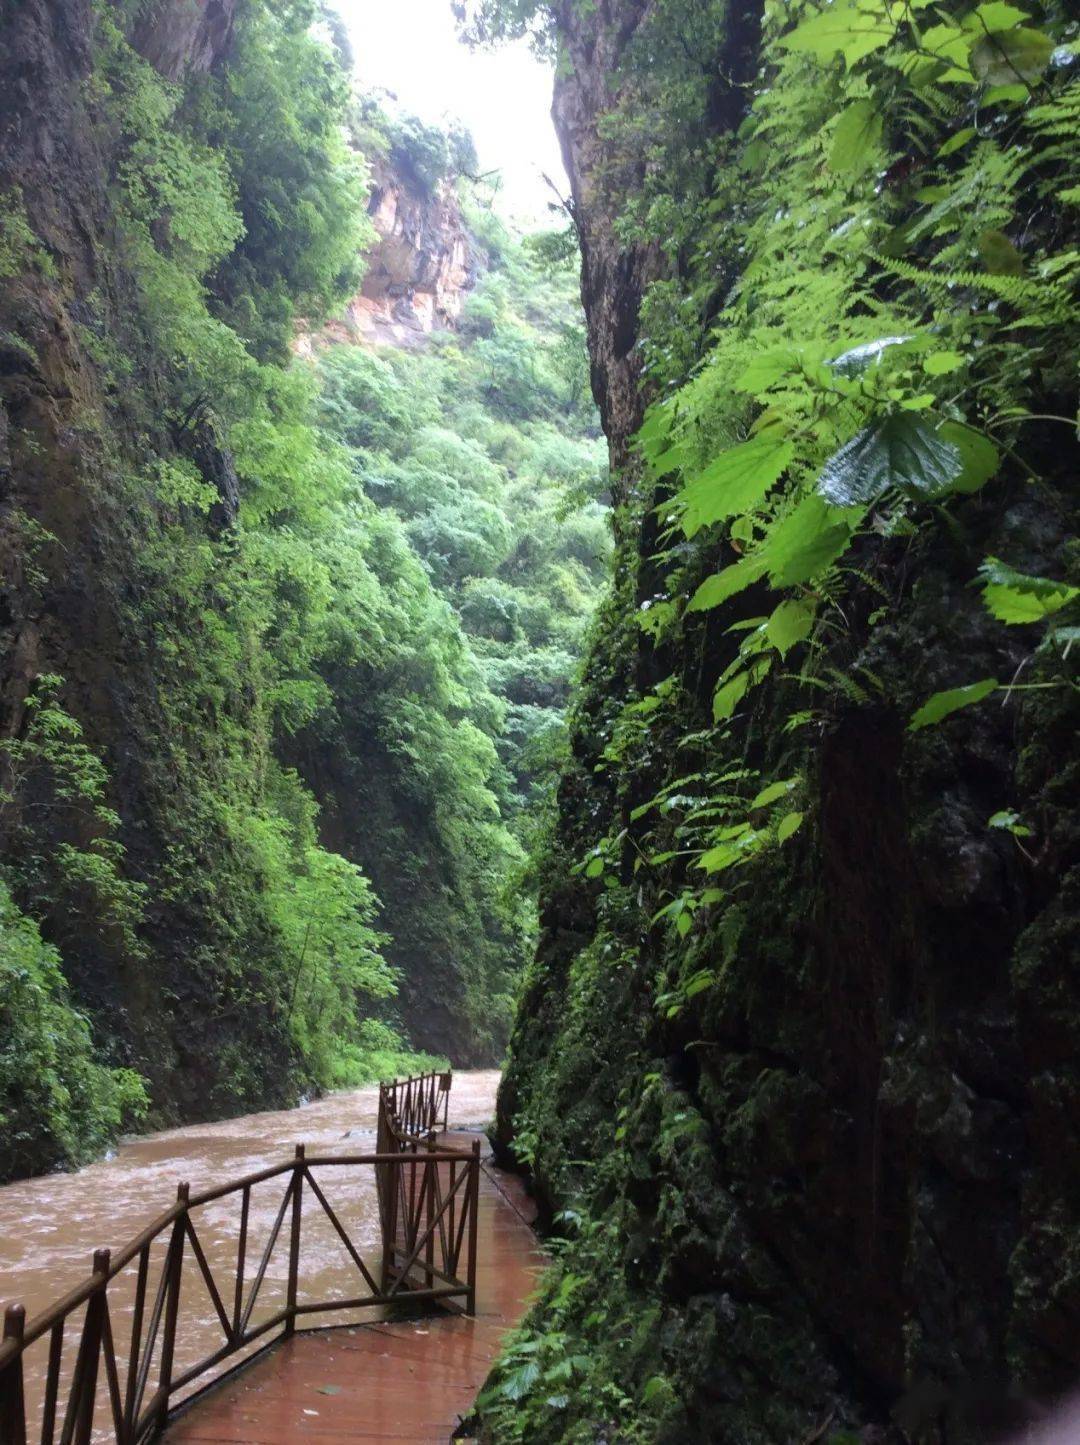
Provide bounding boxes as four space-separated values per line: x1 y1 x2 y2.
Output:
0 1069 501 1438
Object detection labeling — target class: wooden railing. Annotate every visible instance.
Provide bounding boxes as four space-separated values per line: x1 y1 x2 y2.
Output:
0 1071 477 1445
375 1072 477 1310
378 1070 452 1142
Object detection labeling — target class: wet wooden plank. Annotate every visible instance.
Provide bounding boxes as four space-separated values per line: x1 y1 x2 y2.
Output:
164 1135 544 1445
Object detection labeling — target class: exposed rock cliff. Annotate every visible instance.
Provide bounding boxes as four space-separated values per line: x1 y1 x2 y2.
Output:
131 0 237 80
299 159 475 354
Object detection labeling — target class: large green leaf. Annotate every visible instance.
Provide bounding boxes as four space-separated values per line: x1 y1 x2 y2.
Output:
778 2 897 68
759 495 855 586
979 228 1024 275
678 434 794 537
687 554 767 613
970 25 1053 83
777 811 804 842
909 677 998 730
938 422 999 493
735 348 805 393
713 670 751 722
766 599 816 656
967 3 1031 32
816 414 963 506
979 557 1080 623
829 99 884 173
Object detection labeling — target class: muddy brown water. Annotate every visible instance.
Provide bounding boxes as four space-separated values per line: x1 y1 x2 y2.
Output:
0 1069 502 1439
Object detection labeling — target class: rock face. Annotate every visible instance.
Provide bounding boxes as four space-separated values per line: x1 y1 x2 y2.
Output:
0 0 297 1134
550 0 660 484
131 0 238 80
492 2 1080 1441
302 160 476 354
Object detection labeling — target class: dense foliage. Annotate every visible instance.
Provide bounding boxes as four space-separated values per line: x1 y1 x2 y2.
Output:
472 0 1080 1440
315 211 607 818
0 0 604 1176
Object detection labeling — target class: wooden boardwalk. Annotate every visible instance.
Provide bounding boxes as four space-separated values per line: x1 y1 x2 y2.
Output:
162 1134 544 1444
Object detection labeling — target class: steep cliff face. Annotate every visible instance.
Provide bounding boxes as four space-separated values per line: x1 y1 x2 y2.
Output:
487 2 1080 1441
550 0 659 481
131 0 238 80
0 0 291 1132
302 160 476 353
0 0 337 1164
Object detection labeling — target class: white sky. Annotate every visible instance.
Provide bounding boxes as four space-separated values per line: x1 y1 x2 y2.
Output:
334 0 567 224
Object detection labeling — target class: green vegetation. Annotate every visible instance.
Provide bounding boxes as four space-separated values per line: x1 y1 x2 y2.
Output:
469 0 1080 1439
315 207 607 821
0 878 148 1179
0 0 604 1177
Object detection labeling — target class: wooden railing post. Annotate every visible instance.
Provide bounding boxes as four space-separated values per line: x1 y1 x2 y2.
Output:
381 1152 400 1293
72 1250 109 1445
424 1132 437 1291
467 1139 481 1315
156 1187 187 1431
0 1304 27 1445
285 1145 304 1338
123 1244 149 1438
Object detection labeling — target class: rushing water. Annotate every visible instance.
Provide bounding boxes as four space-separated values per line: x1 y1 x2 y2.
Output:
0 1069 501 1438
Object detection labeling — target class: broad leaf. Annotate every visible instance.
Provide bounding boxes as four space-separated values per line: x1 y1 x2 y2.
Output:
817 413 963 506
500 1362 542 1401
923 350 966 375
760 495 855 587
712 657 770 722
979 557 1080 623
751 778 798 809
735 348 806 393
967 3 1031 33
917 22 975 74
678 434 794 536
766 599 816 656
970 25 1053 83
779 2 897 68
979 228 1024 275
937 422 999 493
938 126 976 157
713 670 750 722
830 100 884 173
777 811 804 842
687 555 767 612
909 677 998 730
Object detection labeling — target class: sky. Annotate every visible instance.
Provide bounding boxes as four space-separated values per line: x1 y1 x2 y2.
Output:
334 0 568 224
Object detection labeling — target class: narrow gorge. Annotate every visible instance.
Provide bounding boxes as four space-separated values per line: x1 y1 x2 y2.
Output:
2 1 1079 1442
0 0 604 1174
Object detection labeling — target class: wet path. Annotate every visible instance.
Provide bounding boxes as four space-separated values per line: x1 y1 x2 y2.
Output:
163 1135 544 1444
0 1070 545 1441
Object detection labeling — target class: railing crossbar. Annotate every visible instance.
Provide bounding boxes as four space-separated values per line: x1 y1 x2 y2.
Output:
183 1220 233 1346
302 1170 381 1297
238 1175 294 1337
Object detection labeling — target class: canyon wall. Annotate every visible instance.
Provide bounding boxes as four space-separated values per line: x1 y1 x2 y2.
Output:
487 1 1080 1441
